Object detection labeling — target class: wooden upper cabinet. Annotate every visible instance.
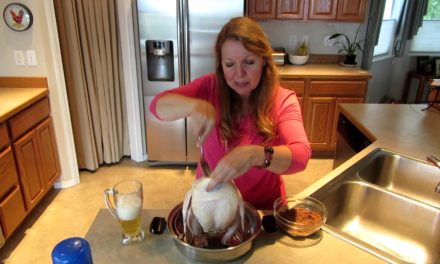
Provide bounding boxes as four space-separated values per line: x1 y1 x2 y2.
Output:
337 0 367 21
247 0 277 19
277 0 305 20
308 0 367 21
308 0 338 20
248 0 367 21
247 0 305 20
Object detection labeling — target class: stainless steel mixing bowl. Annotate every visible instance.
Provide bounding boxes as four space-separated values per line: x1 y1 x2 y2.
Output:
167 202 261 262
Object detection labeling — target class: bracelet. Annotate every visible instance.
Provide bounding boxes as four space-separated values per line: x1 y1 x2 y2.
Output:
257 146 274 169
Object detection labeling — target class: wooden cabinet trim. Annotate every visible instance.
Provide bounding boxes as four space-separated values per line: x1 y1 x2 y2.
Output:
8 98 51 140
0 123 9 151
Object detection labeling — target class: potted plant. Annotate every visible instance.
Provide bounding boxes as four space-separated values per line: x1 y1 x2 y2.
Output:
329 26 363 65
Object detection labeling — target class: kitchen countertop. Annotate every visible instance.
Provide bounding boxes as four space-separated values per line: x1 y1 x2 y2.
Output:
0 87 48 123
277 64 372 79
338 103 440 161
301 103 440 198
301 103 440 195
297 103 440 263
86 105 425 263
86 209 384 263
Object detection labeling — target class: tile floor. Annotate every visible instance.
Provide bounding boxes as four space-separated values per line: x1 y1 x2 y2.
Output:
0 158 333 263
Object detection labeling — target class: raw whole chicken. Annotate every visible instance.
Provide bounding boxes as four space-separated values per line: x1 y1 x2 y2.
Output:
182 177 245 246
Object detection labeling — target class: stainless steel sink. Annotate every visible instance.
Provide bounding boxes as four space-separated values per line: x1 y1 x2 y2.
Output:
357 151 440 208
311 149 440 264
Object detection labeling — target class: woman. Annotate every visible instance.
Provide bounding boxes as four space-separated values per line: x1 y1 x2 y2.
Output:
150 17 311 209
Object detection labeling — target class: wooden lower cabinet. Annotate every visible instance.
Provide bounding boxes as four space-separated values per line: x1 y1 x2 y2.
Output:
280 80 305 112
0 186 27 238
305 97 336 151
13 117 60 211
35 118 60 187
0 147 27 239
281 78 368 154
0 96 61 240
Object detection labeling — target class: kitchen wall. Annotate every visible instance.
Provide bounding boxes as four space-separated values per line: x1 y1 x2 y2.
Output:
0 1 46 75
260 21 365 56
0 0 79 188
260 21 416 103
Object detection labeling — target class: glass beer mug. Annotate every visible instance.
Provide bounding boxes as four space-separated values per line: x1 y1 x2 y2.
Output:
104 180 145 244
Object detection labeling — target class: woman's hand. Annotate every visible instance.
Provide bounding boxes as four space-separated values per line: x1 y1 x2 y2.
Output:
189 100 216 142
206 145 261 191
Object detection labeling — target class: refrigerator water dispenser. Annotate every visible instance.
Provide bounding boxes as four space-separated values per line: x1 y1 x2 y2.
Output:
146 40 174 81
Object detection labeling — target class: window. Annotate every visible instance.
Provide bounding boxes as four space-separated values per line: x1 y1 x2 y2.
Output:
373 0 405 57
373 19 397 56
410 0 440 53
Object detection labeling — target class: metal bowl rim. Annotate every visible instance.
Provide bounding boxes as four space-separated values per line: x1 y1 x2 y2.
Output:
167 202 262 252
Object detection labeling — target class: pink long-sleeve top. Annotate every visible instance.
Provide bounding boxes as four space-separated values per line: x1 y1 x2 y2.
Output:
150 73 311 209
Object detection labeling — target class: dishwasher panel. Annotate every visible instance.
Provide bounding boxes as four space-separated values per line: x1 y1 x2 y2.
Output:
333 113 372 169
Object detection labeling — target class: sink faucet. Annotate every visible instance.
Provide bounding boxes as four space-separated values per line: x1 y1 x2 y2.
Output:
427 155 440 193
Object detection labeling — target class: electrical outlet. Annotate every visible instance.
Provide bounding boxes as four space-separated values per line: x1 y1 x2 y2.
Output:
26 50 37 66
13 50 25 66
302 35 309 44
324 35 334 47
289 35 297 50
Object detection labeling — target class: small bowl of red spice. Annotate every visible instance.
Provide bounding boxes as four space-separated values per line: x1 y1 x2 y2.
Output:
273 196 327 237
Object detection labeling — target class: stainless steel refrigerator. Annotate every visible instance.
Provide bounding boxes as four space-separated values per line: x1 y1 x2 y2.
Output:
136 0 244 164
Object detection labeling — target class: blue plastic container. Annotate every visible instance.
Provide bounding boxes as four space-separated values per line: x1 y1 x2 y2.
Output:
51 237 93 264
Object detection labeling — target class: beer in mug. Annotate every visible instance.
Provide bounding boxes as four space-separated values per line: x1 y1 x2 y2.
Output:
104 180 145 244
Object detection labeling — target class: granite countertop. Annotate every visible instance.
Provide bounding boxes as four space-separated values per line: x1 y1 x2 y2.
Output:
0 87 48 123
277 64 372 79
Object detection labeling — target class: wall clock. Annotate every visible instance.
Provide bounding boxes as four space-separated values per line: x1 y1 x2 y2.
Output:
3 3 33 32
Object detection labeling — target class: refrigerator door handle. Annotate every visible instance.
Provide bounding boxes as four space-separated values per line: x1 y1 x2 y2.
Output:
181 0 190 84
177 0 186 86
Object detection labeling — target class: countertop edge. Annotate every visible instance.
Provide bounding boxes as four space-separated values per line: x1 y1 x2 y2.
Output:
0 88 49 123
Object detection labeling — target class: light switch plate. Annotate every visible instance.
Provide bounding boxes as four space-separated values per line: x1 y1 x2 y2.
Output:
13 50 25 66
26 50 37 66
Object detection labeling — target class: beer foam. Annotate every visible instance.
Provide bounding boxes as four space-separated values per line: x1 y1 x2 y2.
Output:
116 196 141 220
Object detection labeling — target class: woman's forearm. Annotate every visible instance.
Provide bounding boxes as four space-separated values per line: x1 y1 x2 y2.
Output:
155 94 197 121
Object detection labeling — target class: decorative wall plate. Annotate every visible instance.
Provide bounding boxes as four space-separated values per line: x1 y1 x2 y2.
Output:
3 3 33 32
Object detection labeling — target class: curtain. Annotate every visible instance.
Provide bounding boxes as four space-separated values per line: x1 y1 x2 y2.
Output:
54 0 129 170
361 0 386 70
394 0 428 56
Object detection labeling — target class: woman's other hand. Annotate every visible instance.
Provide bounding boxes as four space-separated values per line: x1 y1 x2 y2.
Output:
206 145 261 191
